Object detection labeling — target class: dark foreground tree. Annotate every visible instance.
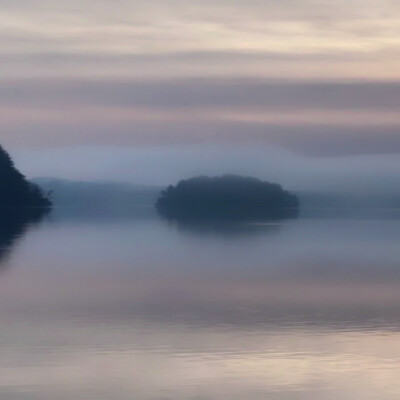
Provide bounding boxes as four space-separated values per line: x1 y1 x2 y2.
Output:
0 144 51 216
156 175 299 220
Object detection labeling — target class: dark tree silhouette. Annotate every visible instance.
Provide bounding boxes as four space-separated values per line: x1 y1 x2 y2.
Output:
0 144 51 215
156 175 299 220
0 144 52 267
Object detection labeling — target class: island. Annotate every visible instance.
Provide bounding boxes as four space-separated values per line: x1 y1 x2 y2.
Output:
156 175 299 220
0 145 51 219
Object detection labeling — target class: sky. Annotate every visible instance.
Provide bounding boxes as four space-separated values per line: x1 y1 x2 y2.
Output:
2 0 400 190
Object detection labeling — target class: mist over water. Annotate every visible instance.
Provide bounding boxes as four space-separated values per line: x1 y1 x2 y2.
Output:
1 208 400 399
12 144 400 194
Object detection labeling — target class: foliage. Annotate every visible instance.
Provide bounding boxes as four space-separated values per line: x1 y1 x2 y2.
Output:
0 145 51 209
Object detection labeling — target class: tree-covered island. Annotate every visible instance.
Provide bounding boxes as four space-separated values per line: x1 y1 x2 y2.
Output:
156 175 299 220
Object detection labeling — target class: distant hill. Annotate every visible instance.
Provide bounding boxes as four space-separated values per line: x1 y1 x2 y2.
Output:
297 190 400 209
32 178 162 208
156 175 299 220
32 177 400 220
297 190 400 219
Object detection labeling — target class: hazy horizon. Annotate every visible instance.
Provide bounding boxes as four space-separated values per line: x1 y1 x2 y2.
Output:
11 144 400 194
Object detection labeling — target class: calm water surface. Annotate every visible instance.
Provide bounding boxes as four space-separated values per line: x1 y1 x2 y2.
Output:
0 208 400 399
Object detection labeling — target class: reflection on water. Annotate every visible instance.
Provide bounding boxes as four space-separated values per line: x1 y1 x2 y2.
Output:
0 209 400 399
165 219 282 238
0 208 49 265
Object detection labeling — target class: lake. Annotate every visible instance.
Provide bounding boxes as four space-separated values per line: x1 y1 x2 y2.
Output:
1 207 400 399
